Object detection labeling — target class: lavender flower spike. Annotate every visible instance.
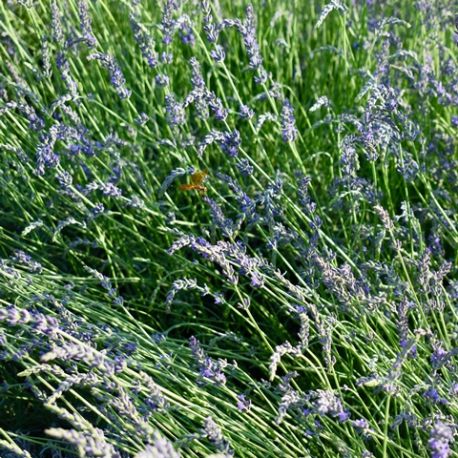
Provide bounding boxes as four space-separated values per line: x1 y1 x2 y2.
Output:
134 434 180 458
315 1 346 30
281 99 298 142
130 14 158 68
78 0 97 47
429 421 455 458
241 5 263 70
45 427 120 458
87 52 131 99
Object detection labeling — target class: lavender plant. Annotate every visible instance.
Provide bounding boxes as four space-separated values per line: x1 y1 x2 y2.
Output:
0 0 456 457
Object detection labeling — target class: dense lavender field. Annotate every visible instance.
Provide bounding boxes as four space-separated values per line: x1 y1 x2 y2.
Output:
0 0 457 457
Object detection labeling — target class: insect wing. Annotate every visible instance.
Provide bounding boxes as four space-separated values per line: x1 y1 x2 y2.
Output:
190 170 208 186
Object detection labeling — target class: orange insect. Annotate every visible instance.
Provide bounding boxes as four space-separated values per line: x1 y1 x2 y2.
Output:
179 170 208 194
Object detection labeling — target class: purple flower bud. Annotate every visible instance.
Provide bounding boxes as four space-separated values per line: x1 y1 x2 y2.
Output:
239 103 254 120
161 0 179 45
202 417 232 454
220 129 241 157
51 1 64 44
87 52 131 99
204 197 236 238
189 336 227 385
78 0 96 47
130 15 158 68
165 94 186 127
429 421 454 458
236 158 254 176
155 73 169 87
200 0 219 43
236 394 252 412
210 44 225 62
135 435 180 458
178 16 194 45
240 5 263 70
281 99 298 142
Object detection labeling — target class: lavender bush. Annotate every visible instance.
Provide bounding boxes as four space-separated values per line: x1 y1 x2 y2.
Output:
0 0 456 457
